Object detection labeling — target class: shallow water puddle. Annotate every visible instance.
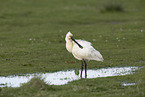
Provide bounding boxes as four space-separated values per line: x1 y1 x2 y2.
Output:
122 82 137 86
0 66 138 87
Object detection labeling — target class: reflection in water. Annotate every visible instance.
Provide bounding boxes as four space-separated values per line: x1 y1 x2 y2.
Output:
0 67 138 87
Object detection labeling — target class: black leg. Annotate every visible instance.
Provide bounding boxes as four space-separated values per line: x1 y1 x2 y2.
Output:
80 60 84 78
83 60 87 79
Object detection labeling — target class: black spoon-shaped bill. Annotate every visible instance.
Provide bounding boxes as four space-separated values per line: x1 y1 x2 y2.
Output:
71 36 83 49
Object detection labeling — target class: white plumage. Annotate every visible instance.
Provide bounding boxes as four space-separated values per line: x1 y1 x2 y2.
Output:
65 32 104 62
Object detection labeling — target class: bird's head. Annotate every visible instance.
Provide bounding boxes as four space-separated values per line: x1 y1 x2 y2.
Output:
65 31 73 41
65 31 83 49
66 32 73 39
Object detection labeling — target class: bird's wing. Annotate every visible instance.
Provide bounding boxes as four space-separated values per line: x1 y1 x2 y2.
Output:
72 40 92 60
88 47 104 61
76 40 92 46
72 40 103 61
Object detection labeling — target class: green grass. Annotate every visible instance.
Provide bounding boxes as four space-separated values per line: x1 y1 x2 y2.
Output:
0 0 145 96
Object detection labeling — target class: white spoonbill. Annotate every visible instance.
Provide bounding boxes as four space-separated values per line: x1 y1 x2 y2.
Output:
65 32 104 78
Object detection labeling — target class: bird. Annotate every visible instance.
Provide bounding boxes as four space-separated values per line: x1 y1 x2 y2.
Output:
65 32 104 78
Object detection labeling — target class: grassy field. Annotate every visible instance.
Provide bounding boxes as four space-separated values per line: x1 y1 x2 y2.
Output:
0 0 145 96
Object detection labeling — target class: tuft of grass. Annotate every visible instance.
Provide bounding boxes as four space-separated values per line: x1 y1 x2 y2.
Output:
0 77 56 97
21 77 55 91
0 87 1 92
101 2 124 13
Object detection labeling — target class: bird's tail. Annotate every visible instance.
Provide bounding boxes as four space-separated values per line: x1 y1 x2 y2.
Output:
94 50 104 62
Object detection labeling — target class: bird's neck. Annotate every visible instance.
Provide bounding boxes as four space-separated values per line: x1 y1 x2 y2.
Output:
66 40 73 53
